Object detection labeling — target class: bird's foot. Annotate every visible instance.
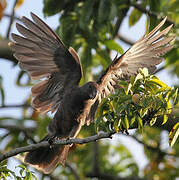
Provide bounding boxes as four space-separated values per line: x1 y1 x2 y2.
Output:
48 135 58 148
66 137 74 147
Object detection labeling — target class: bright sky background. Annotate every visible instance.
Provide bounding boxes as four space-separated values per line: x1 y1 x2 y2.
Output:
0 0 178 178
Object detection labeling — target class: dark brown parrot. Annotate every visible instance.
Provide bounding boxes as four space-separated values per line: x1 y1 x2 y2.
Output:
9 13 174 174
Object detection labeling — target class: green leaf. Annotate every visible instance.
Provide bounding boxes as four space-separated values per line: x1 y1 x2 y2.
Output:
0 75 5 106
43 0 67 16
98 0 111 23
124 115 129 130
19 168 24 176
81 45 92 70
133 73 143 84
58 14 78 47
130 116 136 126
169 122 179 147
150 76 170 89
114 119 120 132
172 88 179 105
162 114 168 125
104 39 123 54
126 83 133 95
139 68 149 77
166 100 172 114
97 49 112 68
129 8 142 27
150 117 157 126
16 71 31 87
79 0 95 30
137 115 143 130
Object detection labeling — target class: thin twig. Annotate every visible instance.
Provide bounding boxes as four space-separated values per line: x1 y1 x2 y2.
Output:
65 162 81 180
0 124 36 143
0 131 115 162
0 104 31 109
123 134 177 157
3 13 21 21
113 1 130 38
154 66 165 74
6 0 18 38
130 3 175 26
0 124 36 132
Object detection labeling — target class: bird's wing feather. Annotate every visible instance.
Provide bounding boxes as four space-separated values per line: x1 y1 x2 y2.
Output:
9 12 82 113
97 17 174 102
87 17 174 124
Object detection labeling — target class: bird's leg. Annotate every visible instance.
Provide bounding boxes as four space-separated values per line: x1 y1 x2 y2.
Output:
47 122 82 147
48 134 57 145
66 123 82 146
47 133 59 149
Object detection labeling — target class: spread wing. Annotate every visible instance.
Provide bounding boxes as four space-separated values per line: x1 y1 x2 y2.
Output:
9 12 82 113
87 17 174 123
97 17 174 102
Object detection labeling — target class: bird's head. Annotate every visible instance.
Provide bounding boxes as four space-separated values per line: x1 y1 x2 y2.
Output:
80 82 98 100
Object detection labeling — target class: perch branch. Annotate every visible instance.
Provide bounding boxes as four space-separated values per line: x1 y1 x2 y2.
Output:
0 131 115 162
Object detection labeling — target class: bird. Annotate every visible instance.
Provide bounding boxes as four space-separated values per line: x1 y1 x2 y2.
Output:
9 12 174 174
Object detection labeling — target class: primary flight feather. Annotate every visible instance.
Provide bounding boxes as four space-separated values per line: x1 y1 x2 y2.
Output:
9 13 174 174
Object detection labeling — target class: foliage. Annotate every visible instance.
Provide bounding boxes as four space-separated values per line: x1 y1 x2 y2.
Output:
96 68 178 138
169 122 179 147
0 163 37 180
0 0 179 180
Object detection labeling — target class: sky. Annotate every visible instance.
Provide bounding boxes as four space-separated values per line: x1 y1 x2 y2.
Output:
0 0 178 178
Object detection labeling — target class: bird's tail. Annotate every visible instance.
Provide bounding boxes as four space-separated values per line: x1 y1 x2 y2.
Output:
24 135 71 174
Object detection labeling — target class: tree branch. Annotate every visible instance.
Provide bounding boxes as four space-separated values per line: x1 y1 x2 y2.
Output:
0 131 115 162
86 172 146 180
0 104 31 109
130 3 175 26
0 107 178 160
0 124 36 143
0 39 17 63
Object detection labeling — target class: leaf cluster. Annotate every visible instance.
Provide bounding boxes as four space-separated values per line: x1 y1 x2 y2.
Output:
0 163 37 180
96 68 179 145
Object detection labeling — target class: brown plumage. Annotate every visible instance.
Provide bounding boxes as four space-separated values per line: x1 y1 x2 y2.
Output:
9 13 174 174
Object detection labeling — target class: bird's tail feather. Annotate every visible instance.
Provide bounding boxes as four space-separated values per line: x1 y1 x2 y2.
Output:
24 135 71 174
